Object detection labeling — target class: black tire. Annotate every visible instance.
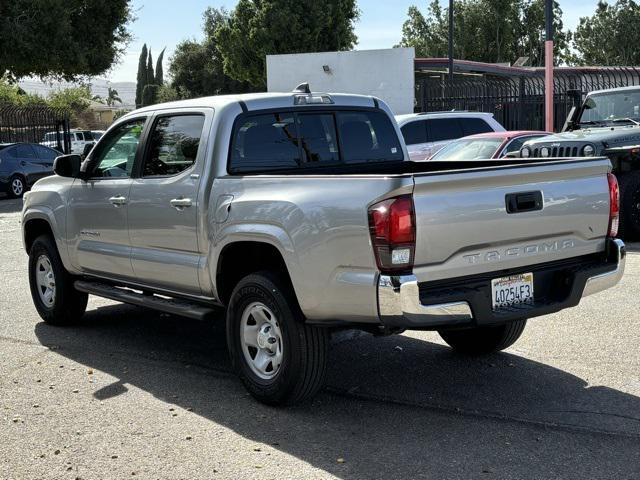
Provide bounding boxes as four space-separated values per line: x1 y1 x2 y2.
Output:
8 175 26 198
438 319 527 355
226 271 329 406
28 235 88 325
618 171 640 240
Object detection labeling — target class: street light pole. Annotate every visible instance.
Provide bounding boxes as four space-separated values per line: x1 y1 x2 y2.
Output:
448 0 454 83
545 0 554 131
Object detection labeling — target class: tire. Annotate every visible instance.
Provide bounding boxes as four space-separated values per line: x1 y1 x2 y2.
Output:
28 235 88 325
618 171 640 240
8 175 26 198
226 271 329 406
438 319 527 355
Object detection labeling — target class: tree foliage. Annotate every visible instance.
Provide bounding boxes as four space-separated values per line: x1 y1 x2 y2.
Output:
570 0 640 65
135 44 148 107
135 44 164 107
215 0 360 87
398 0 568 66
0 0 131 80
167 8 255 99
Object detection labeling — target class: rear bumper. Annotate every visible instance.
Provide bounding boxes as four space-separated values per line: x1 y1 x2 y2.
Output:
377 238 625 329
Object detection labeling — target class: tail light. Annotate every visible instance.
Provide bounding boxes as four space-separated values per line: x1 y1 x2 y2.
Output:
607 173 620 238
368 195 416 274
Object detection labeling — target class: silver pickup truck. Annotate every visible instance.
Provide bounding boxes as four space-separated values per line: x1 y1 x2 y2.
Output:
22 86 625 405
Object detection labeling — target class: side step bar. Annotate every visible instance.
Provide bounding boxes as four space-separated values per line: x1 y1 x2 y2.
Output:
74 280 219 321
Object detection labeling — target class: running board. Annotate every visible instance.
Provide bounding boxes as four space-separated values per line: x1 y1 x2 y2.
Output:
74 280 219 321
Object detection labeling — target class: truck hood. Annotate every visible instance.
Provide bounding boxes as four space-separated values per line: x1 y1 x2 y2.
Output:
527 125 640 147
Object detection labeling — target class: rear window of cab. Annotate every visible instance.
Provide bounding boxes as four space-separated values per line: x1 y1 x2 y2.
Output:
228 109 403 174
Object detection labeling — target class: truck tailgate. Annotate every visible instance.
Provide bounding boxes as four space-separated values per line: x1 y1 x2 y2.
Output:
411 158 612 283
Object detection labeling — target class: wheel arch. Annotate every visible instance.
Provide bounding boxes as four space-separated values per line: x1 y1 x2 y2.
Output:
22 208 74 272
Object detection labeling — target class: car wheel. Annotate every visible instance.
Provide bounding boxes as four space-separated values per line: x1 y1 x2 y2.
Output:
438 319 527 355
8 175 26 198
28 235 88 325
618 171 640 240
226 271 329 405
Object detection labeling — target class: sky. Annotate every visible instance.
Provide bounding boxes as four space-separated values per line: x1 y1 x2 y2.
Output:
106 0 602 83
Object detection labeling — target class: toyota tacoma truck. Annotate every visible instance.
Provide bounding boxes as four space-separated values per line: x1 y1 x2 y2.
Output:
521 86 640 239
22 85 625 405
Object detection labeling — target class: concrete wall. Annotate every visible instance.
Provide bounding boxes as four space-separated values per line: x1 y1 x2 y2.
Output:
266 48 415 115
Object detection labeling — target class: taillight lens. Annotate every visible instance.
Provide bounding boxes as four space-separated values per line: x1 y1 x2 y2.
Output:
368 195 416 274
608 173 620 238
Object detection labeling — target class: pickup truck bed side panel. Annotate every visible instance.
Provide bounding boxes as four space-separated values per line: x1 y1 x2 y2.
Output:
208 175 413 322
411 159 612 282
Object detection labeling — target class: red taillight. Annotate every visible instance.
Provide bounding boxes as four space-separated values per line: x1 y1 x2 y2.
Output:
608 173 620 238
368 195 415 273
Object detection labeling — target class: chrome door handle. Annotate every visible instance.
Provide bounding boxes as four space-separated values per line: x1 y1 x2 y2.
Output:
109 195 127 206
170 197 192 209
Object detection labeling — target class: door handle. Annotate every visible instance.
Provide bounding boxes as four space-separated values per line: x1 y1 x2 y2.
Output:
109 195 127 207
170 197 192 210
506 191 543 214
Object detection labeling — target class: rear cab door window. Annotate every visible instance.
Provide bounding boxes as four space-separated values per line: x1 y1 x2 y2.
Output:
229 108 403 174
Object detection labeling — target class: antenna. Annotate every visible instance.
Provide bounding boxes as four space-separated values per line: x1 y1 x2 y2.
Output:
293 82 311 94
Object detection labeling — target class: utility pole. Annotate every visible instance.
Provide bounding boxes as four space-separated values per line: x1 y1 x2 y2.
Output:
545 0 554 131
448 0 454 83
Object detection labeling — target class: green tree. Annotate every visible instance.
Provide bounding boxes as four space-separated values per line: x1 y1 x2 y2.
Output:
135 44 148 107
147 50 155 86
167 8 254 98
142 84 159 107
106 87 122 107
570 0 640 65
215 0 360 87
0 0 131 80
397 0 568 66
155 48 166 86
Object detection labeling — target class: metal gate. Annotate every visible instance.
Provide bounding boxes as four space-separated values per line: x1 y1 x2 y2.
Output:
417 67 640 131
0 104 70 153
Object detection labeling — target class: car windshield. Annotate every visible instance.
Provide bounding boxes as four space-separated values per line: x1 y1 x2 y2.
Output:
579 90 640 125
429 138 504 161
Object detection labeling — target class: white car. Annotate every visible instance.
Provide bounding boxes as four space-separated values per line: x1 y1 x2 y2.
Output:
42 130 96 155
395 112 506 161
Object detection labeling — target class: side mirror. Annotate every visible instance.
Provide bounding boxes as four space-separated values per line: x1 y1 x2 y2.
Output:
53 154 82 178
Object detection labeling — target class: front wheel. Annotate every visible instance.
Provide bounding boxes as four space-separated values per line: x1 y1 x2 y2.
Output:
8 175 26 198
438 319 527 355
226 271 329 405
28 235 88 325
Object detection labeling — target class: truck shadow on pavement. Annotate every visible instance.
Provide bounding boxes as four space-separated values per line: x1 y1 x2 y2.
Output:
34 303 640 479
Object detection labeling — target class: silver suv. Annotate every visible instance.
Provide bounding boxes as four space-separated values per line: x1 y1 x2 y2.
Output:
396 112 506 161
22 87 624 405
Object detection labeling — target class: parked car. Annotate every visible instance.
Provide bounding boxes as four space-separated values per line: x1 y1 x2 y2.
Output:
42 130 96 155
0 143 59 198
91 130 105 141
521 86 640 239
430 131 550 161
396 111 506 161
22 86 625 405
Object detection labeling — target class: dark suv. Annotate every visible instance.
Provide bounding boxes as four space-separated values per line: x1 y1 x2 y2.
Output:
522 86 640 238
0 143 59 198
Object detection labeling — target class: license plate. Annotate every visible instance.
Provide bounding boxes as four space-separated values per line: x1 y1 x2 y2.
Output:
491 273 534 310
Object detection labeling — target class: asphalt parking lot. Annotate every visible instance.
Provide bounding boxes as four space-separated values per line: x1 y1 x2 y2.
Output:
1 195 639 480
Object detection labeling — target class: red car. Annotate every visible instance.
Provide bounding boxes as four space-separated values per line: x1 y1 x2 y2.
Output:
429 131 550 161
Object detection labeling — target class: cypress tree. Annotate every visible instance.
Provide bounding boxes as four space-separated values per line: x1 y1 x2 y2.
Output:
155 48 166 86
147 50 155 86
135 44 148 108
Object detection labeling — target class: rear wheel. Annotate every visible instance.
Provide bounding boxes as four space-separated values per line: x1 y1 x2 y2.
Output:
438 319 527 355
618 171 640 240
28 235 88 325
8 175 26 198
226 271 329 405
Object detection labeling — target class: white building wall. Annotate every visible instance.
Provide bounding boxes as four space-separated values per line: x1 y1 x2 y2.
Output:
266 48 415 115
